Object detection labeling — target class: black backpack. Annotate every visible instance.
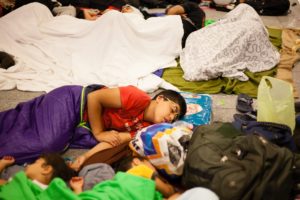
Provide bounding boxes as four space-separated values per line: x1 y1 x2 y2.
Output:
245 0 290 16
182 123 296 200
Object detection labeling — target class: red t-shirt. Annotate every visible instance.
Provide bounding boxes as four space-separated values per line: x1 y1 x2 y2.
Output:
84 85 152 137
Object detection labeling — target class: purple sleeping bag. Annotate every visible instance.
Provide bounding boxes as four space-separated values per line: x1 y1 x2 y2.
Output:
0 85 99 164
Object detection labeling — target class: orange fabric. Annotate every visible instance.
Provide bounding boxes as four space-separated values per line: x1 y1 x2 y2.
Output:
276 29 300 98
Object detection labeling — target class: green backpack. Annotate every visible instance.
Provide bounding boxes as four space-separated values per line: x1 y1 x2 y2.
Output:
182 123 296 200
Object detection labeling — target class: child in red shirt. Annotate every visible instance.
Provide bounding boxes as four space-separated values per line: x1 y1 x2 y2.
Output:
70 85 186 171
0 84 186 169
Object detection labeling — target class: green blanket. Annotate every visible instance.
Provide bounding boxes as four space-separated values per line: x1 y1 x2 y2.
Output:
162 28 282 98
0 172 162 200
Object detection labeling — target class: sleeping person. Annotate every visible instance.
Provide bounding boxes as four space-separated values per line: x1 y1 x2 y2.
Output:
0 85 186 169
165 2 205 47
82 2 205 48
0 153 75 199
70 154 176 198
0 2 184 93
180 3 280 82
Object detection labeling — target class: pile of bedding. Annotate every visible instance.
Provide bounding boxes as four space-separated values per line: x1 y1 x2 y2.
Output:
163 25 283 97
0 3 183 92
180 4 280 82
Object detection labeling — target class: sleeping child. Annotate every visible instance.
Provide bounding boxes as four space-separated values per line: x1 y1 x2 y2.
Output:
0 153 75 199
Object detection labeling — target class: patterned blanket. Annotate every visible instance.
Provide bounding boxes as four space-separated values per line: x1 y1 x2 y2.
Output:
180 4 280 82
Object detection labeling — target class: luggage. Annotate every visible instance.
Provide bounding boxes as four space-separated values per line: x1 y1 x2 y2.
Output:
245 0 290 16
182 123 295 200
233 114 298 151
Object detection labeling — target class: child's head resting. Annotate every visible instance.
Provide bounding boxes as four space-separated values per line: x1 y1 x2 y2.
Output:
152 90 187 123
113 154 157 180
113 154 156 171
25 153 76 185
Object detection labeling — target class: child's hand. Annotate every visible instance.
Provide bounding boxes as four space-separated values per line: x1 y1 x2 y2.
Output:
0 156 15 167
70 177 84 194
69 155 86 172
97 130 121 147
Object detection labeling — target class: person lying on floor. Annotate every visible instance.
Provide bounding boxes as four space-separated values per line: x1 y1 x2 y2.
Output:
0 154 161 200
69 154 219 199
0 85 187 168
68 86 186 171
0 153 75 199
80 4 139 20
70 154 175 198
165 1 205 47
82 2 205 48
180 3 280 82
114 154 219 200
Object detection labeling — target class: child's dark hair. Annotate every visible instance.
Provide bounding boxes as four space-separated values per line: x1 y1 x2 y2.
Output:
153 90 187 119
112 154 146 172
40 153 76 182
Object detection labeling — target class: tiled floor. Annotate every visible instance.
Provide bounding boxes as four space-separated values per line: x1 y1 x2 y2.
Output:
0 1 299 124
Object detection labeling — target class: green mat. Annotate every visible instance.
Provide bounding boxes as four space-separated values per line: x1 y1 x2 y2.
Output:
162 28 282 98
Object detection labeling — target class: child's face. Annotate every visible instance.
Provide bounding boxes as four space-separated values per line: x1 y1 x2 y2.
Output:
154 96 180 123
25 158 48 180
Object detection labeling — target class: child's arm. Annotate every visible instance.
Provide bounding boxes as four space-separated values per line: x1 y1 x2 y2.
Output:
87 88 124 145
167 192 182 200
69 132 131 171
69 177 84 194
166 5 185 15
0 156 15 174
154 175 176 198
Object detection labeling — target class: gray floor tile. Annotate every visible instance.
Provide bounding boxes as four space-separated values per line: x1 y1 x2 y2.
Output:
261 16 283 28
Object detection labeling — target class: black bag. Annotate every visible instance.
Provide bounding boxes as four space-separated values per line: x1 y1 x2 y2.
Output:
245 0 290 16
182 123 295 200
233 114 298 151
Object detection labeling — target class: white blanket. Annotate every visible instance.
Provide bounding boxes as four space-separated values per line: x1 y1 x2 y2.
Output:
180 4 280 82
0 3 183 92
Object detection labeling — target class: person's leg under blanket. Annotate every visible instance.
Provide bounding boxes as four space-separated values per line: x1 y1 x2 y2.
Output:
0 85 83 165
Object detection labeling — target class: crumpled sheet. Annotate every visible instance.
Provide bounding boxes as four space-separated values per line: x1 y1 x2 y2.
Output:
0 3 183 92
180 4 280 82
